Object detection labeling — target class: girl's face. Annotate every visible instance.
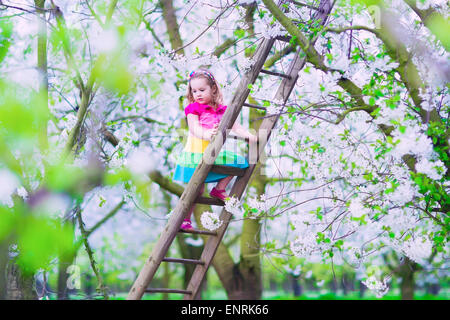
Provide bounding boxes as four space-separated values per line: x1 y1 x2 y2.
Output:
190 77 214 105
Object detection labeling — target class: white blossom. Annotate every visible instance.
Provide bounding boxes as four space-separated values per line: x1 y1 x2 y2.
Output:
246 194 267 218
382 208 417 234
416 0 432 10
342 246 363 266
285 265 302 277
386 181 416 205
200 211 223 231
239 57 255 72
418 89 436 111
390 126 434 160
92 29 119 54
316 279 325 287
392 237 433 264
126 146 155 176
290 233 319 258
238 0 256 4
305 270 313 279
362 275 390 298
260 10 286 39
0 169 20 207
348 198 371 218
32 192 72 219
16 186 29 200
266 103 284 115
224 196 245 217
415 157 447 180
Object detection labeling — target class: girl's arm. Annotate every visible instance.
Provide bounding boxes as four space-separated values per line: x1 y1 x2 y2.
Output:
187 114 217 140
231 121 257 143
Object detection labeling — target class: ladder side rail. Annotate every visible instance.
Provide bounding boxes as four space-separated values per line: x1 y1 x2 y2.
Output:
126 38 275 300
184 0 335 300
128 0 334 300
184 47 306 300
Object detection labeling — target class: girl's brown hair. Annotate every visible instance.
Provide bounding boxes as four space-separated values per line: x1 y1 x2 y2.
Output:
186 68 223 108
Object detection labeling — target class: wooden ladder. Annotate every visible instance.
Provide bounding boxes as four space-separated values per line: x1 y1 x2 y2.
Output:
127 0 332 300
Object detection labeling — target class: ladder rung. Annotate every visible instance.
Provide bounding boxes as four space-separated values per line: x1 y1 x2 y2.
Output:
162 257 205 265
179 228 217 236
275 35 292 42
145 288 192 294
243 102 266 110
194 196 224 206
260 69 291 79
210 165 246 177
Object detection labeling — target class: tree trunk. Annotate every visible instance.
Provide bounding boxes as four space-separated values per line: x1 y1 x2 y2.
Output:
35 0 48 150
0 241 10 299
359 281 366 298
57 210 77 300
399 257 416 300
226 218 262 299
426 283 440 296
292 275 302 297
6 263 37 300
329 278 337 293
57 251 77 299
341 272 354 295
159 0 184 55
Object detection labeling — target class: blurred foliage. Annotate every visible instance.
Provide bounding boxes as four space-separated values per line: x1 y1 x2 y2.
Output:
0 80 49 144
0 10 144 283
1 204 75 276
0 18 13 64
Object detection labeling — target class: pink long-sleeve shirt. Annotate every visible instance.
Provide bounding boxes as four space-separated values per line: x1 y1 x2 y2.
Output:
185 102 227 129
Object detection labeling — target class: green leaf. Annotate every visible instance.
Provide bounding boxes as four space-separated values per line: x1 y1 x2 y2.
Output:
16 215 75 275
104 167 133 186
0 18 13 64
0 81 49 140
234 29 246 39
427 13 450 51
0 206 17 241
93 53 135 96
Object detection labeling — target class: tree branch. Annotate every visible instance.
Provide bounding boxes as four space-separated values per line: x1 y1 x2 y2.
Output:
105 0 118 26
75 204 110 299
325 25 382 38
170 0 239 56
403 0 450 51
86 198 126 238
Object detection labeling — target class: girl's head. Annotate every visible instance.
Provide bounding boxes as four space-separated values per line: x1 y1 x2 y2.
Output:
186 69 223 107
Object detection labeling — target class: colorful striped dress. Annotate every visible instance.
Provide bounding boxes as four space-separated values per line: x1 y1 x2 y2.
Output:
173 102 249 183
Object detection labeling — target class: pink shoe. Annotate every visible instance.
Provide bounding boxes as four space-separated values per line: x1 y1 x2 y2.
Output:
180 219 194 230
210 187 229 202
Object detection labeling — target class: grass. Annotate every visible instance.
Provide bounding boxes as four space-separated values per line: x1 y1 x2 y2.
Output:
47 288 449 300
263 289 450 300
100 288 449 300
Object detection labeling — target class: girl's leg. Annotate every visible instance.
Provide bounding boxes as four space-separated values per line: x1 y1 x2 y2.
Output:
215 176 233 191
184 183 205 221
181 183 205 230
210 176 233 201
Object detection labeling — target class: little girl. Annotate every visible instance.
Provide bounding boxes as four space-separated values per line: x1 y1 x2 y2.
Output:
173 68 257 230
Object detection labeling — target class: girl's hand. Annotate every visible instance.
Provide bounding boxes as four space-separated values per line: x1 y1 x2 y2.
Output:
205 123 219 140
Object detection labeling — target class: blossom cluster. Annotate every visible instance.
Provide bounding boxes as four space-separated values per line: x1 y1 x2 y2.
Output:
200 211 223 231
362 276 390 298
